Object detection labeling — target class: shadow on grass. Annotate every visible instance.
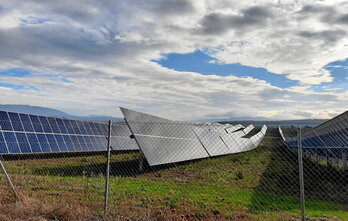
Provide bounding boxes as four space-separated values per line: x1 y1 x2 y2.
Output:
31 156 204 178
250 128 348 215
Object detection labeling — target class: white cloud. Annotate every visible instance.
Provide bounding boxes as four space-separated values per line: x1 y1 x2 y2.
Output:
0 0 347 120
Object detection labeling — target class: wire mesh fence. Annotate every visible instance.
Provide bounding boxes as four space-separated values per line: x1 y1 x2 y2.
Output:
0 117 348 220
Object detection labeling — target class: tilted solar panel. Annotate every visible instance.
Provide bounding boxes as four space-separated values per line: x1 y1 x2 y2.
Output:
225 124 244 133
120 107 267 166
221 125 267 154
0 110 138 155
193 126 231 157
120 107 209 166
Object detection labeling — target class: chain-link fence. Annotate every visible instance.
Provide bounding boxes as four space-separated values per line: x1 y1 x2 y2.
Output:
1 115 348 220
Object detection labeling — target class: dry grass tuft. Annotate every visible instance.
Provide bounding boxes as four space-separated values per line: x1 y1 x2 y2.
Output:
0 191 92 221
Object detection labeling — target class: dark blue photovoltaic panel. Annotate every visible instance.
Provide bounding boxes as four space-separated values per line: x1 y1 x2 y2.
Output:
77 122 87 134
55 118 68 134
89 136 98 150
0 142 7 153
19 114 35 132
48 117 60 133
77 136 86 150
46 134 60 152
11 121 24 131
9 113 24 131
63 119 75 134
84 136 93 151
0 132 8 153
37 134 51 152
26 133 42 153
4 132 21 153
15 133 31 153
39 116 53 133
30 115 44 132
0 112 10 121
71 120 82 134
8 112 21 122
0 120 13 131
0 111 12 131
84 123 93 134
55 135 67 152
0 110 137 155
62 135 75 152
71 136 82 151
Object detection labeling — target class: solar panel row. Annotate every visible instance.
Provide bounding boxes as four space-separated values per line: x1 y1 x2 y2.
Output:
0 111 138 154
120 107 267 166
281 111 348 163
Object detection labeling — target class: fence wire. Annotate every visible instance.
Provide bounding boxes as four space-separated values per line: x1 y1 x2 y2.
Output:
0 121 347 220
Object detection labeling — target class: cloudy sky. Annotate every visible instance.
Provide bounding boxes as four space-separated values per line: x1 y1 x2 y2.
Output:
0 0 347 121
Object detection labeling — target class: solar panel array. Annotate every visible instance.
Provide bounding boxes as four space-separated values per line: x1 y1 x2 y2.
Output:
0 111 138 155
120 107 267 166
281 111 348 160
283 111 348 149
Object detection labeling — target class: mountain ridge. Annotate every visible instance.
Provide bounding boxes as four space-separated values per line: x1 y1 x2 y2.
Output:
0 104 123 122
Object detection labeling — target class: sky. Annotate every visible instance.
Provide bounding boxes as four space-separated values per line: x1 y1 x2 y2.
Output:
0 0 347 121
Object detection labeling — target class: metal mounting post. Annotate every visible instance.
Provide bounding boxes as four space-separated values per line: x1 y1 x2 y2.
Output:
104 120 112 214
297 127 305 221
342 150 347 169
124 118 145 173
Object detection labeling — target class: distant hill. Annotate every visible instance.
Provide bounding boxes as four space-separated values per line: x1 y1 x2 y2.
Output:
0 104 123 122
218 119 328 128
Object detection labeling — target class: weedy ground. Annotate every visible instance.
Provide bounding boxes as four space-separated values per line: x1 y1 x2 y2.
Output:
0 128 347 220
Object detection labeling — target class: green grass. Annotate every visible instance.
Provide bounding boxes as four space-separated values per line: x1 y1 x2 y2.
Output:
1 128 348 220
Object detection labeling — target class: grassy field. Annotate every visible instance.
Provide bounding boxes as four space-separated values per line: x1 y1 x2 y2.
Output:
0 128 348 220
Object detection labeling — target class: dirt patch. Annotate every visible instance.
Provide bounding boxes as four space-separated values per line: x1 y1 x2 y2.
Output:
143 169 207 183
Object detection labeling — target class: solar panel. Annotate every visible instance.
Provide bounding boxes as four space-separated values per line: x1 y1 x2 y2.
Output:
225 124 244 133
193 126 231 157
120 107 209 166
121 107 267 166
220 125 267 154
0 110 138 155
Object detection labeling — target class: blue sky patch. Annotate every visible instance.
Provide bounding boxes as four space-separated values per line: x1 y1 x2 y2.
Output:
0 82 38 91
20 16 51 25
0 68 32 77
153 50 299 88
311 58 348 93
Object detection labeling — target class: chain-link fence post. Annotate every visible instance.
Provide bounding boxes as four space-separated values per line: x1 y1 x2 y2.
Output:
104 120 112 213
342 149 347 169
297 127 305 221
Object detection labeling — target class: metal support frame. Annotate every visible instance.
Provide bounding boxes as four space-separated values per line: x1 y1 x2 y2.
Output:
0 156 18 199
104 120 112 213
297 127 305 221
124 118 145 172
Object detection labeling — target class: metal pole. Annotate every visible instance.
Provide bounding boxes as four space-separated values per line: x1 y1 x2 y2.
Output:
297 127 305 221
104 120 112 214
0 157 18 199
124 118 145 172
342 150 347 169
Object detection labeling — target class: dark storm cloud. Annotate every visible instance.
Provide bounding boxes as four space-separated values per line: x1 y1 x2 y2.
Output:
0 24 147 69
297 29 347 43
336 14 348 24
298 4 348 25
200 6 272 35
298 4 335 14
139 0 195 15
